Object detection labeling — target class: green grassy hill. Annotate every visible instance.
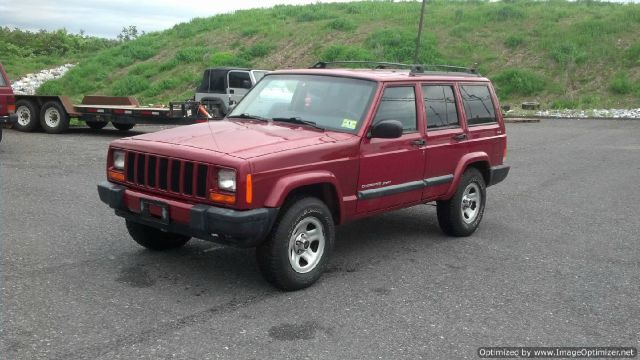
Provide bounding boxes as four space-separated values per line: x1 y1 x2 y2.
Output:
0 28 117 80
35 0 640 109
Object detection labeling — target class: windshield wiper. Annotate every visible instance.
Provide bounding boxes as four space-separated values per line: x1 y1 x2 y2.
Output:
229 113 269 121
271 117 324 130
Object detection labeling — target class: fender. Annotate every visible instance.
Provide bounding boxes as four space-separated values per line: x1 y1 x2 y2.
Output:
444 152 490 199
264 171 344 219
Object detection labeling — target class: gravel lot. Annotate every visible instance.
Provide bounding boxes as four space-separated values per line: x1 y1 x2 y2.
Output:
1 120 638 359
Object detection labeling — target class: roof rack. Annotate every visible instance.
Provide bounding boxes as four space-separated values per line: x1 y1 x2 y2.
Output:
310 61 479 76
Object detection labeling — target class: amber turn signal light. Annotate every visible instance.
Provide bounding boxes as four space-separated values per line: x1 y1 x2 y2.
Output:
108 169 125 182
246 174 252 204
209 192 236 204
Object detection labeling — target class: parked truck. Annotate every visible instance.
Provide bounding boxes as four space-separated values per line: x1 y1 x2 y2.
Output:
1 64 268 134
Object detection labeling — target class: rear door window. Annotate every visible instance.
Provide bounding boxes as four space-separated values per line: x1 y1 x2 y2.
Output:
228 71 252 89
423 85 459 129
0 73 6 87
460 85 496 125
373 86 417 133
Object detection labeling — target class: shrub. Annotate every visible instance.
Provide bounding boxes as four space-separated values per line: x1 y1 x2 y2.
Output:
325 18 356 32
609 72 633 94
241 28 259 37
504 35 526 49
296 8 334 22
625 42 640 66
36 80 65 96
550 43 586 66
120 42 157 61
492 69 545 98
321 45 373 62
241 43 275 59
486 6 525 21
159 59 179 72
175 47 208 63
209 52 252 67
365 29 441 64
549 97 579 109
112 76 149 96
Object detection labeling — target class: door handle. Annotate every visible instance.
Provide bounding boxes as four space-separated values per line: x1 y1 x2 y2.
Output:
411 139 426 146
229 89 235 94
452 133 467 141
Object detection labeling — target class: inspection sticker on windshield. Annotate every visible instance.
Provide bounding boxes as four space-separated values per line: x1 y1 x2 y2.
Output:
341 119 357 130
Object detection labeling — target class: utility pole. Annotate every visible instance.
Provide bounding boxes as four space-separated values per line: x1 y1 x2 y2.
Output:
414 0 427 64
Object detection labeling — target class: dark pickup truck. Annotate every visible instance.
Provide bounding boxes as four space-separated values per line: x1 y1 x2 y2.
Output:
98 61 510 290
0 63 18 143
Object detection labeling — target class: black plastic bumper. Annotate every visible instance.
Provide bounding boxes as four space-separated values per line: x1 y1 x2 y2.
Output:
97 181 279 247
0 113 17 124
488 165 510 186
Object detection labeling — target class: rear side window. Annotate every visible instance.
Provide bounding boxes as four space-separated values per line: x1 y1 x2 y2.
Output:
373 86 417 133
0 73 5 86
423 85 459 129
460 85 496 125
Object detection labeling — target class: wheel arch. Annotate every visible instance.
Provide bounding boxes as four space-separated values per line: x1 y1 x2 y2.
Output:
445 152 491 199
264 172 343 224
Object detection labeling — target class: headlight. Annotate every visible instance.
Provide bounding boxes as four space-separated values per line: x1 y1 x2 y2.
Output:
218 168 236 192
113 150 125 170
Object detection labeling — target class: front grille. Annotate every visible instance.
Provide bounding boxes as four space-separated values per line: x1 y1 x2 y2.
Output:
125 151 209 199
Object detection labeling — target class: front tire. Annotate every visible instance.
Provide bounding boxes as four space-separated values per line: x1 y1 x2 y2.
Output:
257 197 335 291
113 122 135 131
14 100 40 132
40 101 69 134
437 167 486 237
125 220 191 251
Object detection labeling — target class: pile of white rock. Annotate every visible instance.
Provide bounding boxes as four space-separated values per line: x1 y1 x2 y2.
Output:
11 64 75 95
536 108 640 119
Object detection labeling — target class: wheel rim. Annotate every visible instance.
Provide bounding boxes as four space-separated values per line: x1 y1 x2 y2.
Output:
16 106 31 126
461 183 481 224
44 108 60 128
288 216 325 274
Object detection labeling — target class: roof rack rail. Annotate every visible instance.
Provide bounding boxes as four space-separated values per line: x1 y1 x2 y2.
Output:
310 61 479 75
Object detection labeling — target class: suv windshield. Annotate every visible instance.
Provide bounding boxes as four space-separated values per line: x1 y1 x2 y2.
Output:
228 74 377 133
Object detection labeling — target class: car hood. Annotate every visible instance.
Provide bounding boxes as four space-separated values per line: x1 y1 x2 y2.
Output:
127 119 354 159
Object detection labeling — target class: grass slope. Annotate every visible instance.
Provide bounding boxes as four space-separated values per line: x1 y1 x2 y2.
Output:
0 28 117 80
36 0 640 109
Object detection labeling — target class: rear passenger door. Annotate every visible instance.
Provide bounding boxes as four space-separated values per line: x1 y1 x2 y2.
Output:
357 85 426 213
459 84 503 166
421 83 467 199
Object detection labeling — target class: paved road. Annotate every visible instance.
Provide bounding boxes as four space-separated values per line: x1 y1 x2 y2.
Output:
1 120 638 359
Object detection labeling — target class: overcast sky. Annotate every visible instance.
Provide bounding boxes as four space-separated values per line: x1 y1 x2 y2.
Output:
0 0 363 38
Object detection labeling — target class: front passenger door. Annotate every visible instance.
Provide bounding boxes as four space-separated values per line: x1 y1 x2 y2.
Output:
357 85 426 213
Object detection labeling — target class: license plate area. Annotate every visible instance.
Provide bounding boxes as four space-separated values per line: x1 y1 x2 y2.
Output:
140 199 170 225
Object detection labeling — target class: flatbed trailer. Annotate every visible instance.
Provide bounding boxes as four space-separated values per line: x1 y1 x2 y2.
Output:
13 95 211 134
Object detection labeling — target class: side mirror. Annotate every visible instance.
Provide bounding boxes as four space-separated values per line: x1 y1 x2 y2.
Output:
370 120 403 139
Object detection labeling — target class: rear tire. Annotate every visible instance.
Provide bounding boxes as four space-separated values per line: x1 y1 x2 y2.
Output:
14 100 40 132
257 196 334 291
40 101 69 134
437 167 486 237
86 121 107 130
113 122 135 131
125 220 191 251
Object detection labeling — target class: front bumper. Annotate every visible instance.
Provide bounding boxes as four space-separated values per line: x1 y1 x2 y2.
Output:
0 113 17 124
488 165 510 186
97 181 279 247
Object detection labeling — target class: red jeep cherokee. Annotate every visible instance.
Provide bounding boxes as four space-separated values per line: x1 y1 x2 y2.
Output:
98 62 509 290
0 63 18 143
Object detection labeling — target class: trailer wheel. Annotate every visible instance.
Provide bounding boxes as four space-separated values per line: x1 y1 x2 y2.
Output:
40 101 70 134
15 100 40 132
112 122 135 131
85 121 107 130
